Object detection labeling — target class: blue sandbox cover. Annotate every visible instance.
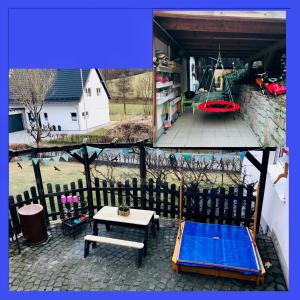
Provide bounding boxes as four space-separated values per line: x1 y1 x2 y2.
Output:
178 221 261 275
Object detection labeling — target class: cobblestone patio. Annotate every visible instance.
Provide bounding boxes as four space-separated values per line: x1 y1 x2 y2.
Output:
9 219 287 291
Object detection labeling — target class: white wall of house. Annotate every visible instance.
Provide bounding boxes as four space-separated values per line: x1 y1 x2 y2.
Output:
78 69 110 132
35 102 79 131
242 151 289 286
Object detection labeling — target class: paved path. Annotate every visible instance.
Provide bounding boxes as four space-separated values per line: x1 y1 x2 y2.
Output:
155 111 260 147
9 220 287 291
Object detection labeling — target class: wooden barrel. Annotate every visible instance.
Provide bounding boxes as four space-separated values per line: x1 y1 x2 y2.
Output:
18 204 48 246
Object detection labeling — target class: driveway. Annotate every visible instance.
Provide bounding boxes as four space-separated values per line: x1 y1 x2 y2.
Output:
9 130 35 145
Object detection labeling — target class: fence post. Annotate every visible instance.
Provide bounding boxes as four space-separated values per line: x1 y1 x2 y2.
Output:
83 145 94 218
139 144 147 209
256 149 269 232
32 150 49 225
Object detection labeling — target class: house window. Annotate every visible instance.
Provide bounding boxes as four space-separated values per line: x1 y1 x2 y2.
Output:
44 113 48 121
96 88 101 96
71 112 77 121
28 112 34 122
82 111 89 118
85 88 91 96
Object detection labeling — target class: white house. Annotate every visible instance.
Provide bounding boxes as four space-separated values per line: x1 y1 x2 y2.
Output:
9 69 111 134
242 149 289 286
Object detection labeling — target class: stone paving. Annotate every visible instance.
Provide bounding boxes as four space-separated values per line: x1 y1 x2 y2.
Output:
9 219 287 291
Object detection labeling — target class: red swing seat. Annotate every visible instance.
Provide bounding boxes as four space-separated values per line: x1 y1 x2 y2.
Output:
198 100 240 113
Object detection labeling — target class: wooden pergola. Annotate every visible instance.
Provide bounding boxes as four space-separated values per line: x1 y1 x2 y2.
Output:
153 11 286 63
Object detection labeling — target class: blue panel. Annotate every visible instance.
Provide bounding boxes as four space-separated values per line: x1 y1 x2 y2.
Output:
178 221 260 275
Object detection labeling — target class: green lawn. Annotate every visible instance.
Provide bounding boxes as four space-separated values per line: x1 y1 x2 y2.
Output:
109 102 151 121
9 160 238 198
9 161 139 197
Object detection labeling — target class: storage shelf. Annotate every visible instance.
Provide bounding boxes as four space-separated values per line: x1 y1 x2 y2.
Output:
156 81 173 89
156 66 173 73
157 92 175 105
173 83 181 89
170 96 181 106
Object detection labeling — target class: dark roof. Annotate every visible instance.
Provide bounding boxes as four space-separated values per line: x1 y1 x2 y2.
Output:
10 69 111 103
46 69 90 101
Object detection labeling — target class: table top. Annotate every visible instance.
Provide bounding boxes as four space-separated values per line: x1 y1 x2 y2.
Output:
93 206 154 226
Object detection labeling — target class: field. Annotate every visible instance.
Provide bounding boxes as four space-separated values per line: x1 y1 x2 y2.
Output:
9 160 238 197
109 102 150 121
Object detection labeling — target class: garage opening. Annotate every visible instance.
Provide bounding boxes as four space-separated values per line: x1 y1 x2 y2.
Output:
9 114 24 133
153 11 286 147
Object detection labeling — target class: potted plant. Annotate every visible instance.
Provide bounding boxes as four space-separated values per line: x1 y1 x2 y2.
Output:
118 202 130 217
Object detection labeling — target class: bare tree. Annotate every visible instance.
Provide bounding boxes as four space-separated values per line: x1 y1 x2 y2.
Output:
137 72 152 115
10 69 56 147
116 70 131 115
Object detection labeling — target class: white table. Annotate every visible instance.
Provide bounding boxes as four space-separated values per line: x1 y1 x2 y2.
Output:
92 206 155 255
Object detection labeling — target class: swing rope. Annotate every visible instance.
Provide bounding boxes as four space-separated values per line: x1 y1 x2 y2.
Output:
205 46 234 105
199 45 240 113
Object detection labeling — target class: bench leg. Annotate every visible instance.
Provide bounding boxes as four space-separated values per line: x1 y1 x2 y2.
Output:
155 218 160 231
151 220 156 237
136 248 143 267
92 221 98 248
84 240 90 258
144 227 149 256
105 224 111 232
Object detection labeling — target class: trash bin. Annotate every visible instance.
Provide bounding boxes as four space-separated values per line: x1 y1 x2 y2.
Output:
18 204 48 246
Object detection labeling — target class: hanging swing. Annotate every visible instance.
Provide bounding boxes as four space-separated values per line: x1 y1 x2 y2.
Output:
198 47 240 113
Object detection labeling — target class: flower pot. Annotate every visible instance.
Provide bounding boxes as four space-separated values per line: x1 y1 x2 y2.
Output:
118 208 130 217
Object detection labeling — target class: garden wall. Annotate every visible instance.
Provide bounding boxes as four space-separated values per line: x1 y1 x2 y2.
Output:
236 85 286 146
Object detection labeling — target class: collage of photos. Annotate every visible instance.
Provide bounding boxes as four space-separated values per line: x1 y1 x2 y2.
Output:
8 11 288 292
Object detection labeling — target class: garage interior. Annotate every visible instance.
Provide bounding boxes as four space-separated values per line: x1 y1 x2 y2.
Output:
153 11 286 147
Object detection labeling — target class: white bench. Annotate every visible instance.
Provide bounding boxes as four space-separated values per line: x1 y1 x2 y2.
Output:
84 235 144 266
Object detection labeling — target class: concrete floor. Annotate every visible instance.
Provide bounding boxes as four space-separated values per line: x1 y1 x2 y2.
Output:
155 110 260 147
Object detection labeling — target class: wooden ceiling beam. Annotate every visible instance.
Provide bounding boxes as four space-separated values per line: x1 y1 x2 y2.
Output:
168 31 284 42
246 39 286 62
157 17 286 35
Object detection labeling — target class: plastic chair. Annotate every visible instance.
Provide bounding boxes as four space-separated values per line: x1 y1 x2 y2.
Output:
181 91 196 114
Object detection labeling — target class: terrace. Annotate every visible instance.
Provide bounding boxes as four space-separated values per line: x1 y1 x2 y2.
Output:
9 143 288 291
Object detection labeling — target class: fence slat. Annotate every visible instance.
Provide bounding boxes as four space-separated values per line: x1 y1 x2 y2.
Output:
102 180 109 206
109 181 115 206
163 182 169 218
155 180 162 216
186 186 193 220
236 186 244 225
218 188 226 224
192 185 200 221
245 185 254 227
170 183 176 219
9 196 21 234
132 178 138 208
125 180 131 206
47 184 57 221
70 182 79 213
227 187 235 225
201 189 208 222
94 178 101 209
210 189 217 223
117 182 123 205
77 179 86 213
55 184 63 218
23 191 31 206
148 178 154 210
30 186 39 204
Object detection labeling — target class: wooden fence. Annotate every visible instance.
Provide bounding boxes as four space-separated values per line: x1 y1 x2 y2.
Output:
9 177 256 235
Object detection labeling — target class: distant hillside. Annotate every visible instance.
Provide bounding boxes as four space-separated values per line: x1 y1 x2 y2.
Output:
106 72 152 102
99 69 151 81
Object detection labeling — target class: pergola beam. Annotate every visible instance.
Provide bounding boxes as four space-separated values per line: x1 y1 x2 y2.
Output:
156 16 285 35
